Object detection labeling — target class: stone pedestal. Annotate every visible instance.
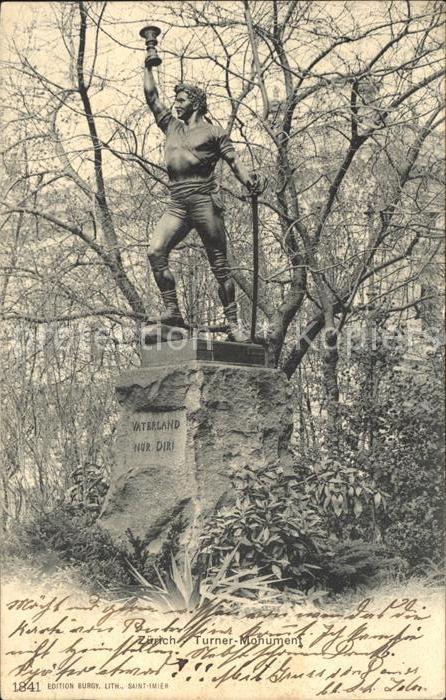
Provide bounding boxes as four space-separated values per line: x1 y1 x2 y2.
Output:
99 342 292 554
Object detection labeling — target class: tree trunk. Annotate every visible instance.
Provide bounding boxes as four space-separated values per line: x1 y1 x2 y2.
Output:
322 329 340 452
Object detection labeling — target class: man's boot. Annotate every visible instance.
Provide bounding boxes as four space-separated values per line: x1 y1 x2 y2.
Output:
160 289 185 327
224 302 250 343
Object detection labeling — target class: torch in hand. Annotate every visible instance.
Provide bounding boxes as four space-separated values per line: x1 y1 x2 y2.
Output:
139 25 162 67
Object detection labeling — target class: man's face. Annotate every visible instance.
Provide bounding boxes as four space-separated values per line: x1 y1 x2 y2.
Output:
175 91 195 121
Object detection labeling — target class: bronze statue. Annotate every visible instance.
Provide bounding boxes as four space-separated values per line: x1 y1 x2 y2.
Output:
141 26 258 342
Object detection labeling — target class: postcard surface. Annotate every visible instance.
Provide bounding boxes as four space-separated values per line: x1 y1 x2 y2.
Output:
1 2 444 699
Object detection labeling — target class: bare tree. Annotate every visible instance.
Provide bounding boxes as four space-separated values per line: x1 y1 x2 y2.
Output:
2 1 443 359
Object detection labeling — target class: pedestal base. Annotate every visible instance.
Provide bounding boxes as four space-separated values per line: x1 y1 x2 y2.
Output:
99 353 292 555
141 337 273 367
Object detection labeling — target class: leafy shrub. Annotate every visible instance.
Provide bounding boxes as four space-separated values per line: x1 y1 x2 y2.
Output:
200 465 327 588
199 465 405 594
367 357 444 567
4 505 134 591
65 463 109 522
314 540 406 592
3 499 197 594
301 454 387 541
320 323 445 569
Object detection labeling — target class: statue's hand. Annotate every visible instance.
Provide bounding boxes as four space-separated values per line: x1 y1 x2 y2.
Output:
247 172 266 195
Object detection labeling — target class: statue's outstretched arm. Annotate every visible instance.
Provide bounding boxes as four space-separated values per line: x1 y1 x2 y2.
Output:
144 65 170 126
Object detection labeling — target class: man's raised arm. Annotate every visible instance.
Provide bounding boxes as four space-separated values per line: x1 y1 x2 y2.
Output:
144 65 170 128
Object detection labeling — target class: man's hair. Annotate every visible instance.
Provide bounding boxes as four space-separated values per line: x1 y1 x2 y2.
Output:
174 83 208 116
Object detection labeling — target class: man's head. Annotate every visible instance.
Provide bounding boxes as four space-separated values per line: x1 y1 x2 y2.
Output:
174 83 207 121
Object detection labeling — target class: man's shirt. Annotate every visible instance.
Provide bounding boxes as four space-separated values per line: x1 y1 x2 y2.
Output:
156 108 236 181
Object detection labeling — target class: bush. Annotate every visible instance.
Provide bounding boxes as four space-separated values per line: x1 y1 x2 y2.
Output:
200 466 325 588
314 540 406 592
371 358 445 568
3 505 134 592
199 464 405 594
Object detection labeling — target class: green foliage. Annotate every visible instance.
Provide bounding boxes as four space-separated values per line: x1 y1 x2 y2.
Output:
314 540 406 593
199 465 402 594
411 558 445 587
3 471 406 599
381 370 444 565
296 320 445 570
127 549 201 611
3 502 197 595
347 342 445 567
200 466 327 587
305 455 387 538
4 505 134 591
127 547 280 612
124 506 192 587
66 463 109 522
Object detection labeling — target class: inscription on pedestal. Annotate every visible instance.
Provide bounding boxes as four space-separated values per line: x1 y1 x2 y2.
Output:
101 364 292 548
127 409 186 465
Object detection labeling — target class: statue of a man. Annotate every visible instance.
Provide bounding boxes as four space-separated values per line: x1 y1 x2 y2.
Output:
144 63 258 341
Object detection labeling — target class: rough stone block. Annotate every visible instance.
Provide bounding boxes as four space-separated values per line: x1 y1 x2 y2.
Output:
99 360 293 554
